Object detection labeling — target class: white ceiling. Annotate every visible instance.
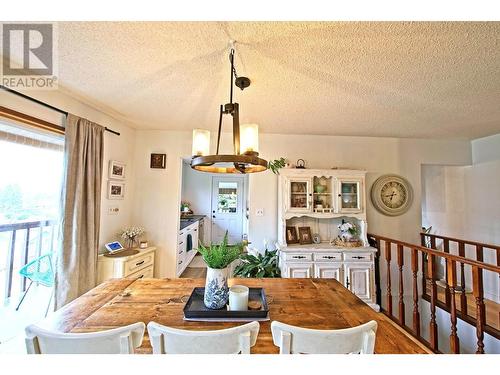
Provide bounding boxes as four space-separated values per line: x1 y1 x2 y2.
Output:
53 22 500 139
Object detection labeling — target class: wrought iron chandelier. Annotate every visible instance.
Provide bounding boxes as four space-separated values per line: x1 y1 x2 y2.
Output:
190 46 268 174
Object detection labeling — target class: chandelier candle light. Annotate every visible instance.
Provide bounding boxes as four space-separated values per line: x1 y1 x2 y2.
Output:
191 44 268 174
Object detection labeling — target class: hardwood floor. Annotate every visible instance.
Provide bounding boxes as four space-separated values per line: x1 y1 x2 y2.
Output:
180 255 207 278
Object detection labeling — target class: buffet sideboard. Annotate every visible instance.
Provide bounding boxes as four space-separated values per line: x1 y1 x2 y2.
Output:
277 168 379 310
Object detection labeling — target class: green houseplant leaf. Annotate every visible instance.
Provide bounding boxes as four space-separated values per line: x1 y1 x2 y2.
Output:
234 249 281 278
197 232 243 269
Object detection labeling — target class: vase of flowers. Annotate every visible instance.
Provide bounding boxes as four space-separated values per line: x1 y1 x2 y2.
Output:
120 226 145 249
197 232 242 309
338 220 358 242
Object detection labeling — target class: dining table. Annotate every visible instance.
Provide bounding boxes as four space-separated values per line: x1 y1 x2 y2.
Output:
37 278 431 354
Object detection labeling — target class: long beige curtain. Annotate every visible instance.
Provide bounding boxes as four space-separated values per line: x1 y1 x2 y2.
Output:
55 114 104 309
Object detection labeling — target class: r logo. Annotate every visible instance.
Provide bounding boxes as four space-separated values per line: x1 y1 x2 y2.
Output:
2 23 53 76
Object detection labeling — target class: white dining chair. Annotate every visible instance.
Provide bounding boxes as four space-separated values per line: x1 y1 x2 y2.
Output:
271 320 377 354
147 321 260 354
25 322 146 354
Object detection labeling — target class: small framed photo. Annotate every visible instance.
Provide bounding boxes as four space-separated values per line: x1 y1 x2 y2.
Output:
108 181 125 200
298 226 313 245
109 160 126 179
286 226 299 244
150 153 166 169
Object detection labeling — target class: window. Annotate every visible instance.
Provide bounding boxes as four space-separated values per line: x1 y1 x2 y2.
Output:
217 182 238 213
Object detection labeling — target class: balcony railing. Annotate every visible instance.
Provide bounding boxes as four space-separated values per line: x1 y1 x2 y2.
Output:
368 232 500 354
0 219 58 301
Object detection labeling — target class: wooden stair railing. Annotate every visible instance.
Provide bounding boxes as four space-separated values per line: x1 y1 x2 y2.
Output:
368 233 500 354
420 232 499 344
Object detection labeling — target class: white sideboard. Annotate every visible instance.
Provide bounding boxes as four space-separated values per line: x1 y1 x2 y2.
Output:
277 168 379 310
279 245 378 310
97 246 156 284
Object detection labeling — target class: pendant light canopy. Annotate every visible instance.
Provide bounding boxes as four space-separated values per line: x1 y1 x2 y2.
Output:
190 47 268 174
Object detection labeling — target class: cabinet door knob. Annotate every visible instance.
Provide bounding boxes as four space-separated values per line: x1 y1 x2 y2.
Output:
135 260 145 266
292 255 306 259
352 256 365 259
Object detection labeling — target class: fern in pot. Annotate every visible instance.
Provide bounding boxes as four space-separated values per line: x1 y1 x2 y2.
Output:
197 232 242 309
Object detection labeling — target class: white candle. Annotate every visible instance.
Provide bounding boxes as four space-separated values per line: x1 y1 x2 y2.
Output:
229 285 249 311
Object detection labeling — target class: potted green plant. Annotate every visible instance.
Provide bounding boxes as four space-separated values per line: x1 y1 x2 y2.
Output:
234 248 281 278
197 232 242 309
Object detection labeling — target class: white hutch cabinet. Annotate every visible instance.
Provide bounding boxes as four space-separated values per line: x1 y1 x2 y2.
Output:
277 168 379 310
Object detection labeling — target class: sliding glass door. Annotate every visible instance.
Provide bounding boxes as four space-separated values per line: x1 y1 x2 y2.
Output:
0 115 64 346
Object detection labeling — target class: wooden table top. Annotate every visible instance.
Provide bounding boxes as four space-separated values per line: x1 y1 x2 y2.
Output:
38 278 431 354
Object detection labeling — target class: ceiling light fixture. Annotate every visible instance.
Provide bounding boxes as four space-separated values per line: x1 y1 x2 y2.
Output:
190 45 268 174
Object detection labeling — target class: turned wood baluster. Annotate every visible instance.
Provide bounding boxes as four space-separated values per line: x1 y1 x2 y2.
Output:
446 258 460 353
397 244 405 325
472 266 485 354
430 236 437 250
385 241 393 316
428 254 438 351
458 243 467 315
443 239 451 306
411 248 421 337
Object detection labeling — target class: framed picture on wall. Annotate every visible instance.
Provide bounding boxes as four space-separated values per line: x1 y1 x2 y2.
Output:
286 226 299 244
108 181 125 200
298 226 313 245
150 153 166 169
109 160 126 179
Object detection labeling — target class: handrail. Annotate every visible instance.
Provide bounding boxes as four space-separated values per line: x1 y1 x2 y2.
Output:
368 232 500 354
420 232 500 251
372 233 500 273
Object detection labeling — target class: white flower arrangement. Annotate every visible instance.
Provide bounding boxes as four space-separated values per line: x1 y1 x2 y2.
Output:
121 226 145 241
338 222 356 234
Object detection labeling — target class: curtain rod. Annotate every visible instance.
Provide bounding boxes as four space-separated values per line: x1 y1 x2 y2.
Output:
0 85 120 136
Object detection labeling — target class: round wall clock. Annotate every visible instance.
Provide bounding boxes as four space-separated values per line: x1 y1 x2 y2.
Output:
370 175 413 216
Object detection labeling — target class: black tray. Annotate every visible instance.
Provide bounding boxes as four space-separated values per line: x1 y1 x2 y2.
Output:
183 287 269 319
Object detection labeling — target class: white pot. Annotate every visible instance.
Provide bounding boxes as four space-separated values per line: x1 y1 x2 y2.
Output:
204 266 230 309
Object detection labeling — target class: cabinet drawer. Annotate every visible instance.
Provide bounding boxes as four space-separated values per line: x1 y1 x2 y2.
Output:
313 252 342 262
283 252 313 262
126 265 154 279
343 252 372 262
124 252 155 275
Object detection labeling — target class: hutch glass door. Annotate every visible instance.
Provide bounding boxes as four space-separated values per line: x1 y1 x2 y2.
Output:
288 178 312 212
338 180 362 213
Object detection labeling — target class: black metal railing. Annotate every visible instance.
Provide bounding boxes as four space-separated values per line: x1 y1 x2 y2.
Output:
0 219 58 301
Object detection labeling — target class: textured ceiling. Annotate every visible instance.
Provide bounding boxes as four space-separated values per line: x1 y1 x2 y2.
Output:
51 22 500 138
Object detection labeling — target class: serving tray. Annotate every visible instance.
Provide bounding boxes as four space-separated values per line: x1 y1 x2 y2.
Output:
183 287 269 320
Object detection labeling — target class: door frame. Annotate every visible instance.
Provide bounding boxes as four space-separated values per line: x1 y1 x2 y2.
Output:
210 174 248 244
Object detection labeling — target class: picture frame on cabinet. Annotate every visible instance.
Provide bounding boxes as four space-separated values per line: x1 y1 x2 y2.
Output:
298 226 313 245
108 181 125 200
286 226 299 244
109 160 126 179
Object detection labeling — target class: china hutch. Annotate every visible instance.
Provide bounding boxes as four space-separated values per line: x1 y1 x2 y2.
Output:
277 168 379 310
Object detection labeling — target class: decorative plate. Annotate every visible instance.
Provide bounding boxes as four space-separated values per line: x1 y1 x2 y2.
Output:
370 174 413 216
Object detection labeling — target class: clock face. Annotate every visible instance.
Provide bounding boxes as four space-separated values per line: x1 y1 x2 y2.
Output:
371 175 413 216
380 181 407 209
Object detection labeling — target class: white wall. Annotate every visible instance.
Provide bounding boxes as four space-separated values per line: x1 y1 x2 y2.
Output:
0 89 137 254
420 133 500 302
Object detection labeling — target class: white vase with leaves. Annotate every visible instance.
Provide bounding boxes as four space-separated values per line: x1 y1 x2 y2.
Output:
197 232 242 309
